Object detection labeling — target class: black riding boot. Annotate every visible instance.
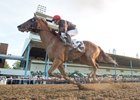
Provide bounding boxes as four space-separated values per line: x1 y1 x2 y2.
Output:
65 34 72 45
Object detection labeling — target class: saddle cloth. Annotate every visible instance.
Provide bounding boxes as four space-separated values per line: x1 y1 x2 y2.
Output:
71 39 85 53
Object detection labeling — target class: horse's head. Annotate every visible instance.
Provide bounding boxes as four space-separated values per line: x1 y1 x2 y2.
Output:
17 16 42 33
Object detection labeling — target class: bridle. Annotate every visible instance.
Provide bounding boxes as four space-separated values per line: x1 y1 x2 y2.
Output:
30 17 52 33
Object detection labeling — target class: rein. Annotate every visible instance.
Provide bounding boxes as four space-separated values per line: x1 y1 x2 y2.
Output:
37 28 50 32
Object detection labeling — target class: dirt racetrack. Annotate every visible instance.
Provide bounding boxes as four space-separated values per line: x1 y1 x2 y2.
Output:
0 83 140 100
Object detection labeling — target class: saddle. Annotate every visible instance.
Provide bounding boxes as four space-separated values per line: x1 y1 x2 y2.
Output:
60 36 85 53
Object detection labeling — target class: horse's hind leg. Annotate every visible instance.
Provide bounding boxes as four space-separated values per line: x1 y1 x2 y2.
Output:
89 58 98 82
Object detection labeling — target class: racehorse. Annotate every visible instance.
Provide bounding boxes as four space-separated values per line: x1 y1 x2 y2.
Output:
17 15 117 89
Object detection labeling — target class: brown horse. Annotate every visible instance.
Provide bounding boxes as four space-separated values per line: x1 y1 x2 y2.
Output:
17 16 117 89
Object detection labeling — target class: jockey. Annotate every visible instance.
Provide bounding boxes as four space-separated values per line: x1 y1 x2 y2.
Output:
52 15 78 45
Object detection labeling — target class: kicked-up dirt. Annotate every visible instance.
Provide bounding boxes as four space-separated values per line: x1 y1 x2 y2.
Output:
0 83 140 100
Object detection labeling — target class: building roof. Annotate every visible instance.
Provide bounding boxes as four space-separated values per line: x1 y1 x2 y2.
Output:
109 54 140 68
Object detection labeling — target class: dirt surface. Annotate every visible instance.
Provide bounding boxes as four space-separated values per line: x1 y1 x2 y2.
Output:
0 83 140 100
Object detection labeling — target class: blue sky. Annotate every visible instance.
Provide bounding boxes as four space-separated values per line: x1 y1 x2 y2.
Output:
0 0 140 66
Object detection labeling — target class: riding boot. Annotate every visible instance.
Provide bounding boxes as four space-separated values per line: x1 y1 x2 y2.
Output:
60 33 72 46
65 33 72 45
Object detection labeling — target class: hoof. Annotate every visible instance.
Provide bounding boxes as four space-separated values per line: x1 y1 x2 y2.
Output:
89 78 98 83
93 78 98 82
76 83 88 90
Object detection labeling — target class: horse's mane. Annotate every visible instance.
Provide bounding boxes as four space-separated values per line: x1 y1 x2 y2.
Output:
39 18 49 28
38 17 60 38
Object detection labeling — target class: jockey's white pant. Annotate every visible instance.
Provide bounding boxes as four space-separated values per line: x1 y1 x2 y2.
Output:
67 28 78 37
61 28 78 38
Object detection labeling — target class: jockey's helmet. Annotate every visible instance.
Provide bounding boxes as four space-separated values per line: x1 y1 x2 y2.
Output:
52 15 61 21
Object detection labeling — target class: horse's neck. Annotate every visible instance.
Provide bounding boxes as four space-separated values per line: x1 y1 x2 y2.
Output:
39 26 55 47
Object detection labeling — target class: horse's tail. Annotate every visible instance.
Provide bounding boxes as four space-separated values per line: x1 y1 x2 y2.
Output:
97 46 118 66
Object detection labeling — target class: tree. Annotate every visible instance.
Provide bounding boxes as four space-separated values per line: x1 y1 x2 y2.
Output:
12 61 21 69
4 61 11 69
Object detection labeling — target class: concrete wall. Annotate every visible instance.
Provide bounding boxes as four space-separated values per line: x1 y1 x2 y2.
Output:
0 68 30 76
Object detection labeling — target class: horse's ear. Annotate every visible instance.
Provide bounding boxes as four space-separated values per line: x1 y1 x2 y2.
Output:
34 13 37 17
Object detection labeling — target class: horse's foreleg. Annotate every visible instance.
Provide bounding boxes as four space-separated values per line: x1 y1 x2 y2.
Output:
58 65 77 84
48 58 62 77
58 65 86 90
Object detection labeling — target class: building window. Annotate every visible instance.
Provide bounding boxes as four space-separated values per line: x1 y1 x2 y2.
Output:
106 69 110 72
120 70 124 73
